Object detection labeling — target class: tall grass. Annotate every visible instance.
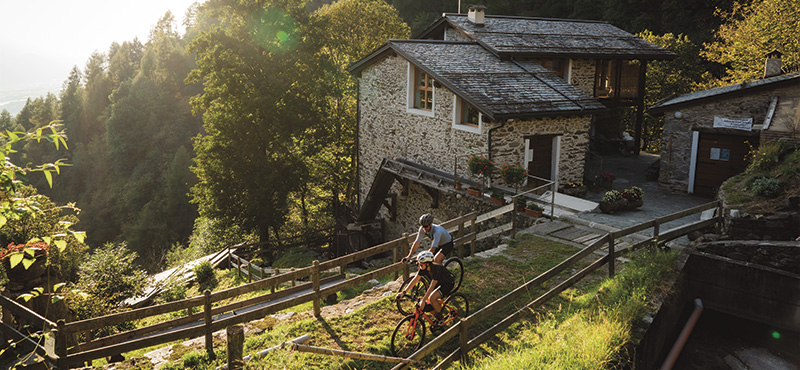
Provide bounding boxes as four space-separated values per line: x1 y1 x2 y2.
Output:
454 248 678 370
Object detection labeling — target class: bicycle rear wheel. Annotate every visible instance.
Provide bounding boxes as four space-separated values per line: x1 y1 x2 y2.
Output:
444 257 464 293
396 276 429 316
391 315 426 358
443 293 469 321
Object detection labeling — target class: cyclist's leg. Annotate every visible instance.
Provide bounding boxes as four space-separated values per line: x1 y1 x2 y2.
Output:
428 287 443 317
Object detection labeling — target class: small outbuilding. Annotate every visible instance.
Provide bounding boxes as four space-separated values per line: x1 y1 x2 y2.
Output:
649 54 800 197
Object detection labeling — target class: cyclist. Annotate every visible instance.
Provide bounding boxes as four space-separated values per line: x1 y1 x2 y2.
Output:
403 213 453 265
395 251 454 323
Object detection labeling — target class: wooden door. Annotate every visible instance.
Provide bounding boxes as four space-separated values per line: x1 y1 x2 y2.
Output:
694 133 755 197
526 135 553 193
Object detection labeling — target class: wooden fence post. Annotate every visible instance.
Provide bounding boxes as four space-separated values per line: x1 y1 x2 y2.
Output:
55 319 66 370
247 260 252 283
234 254 241 280
226 325 244 370
457 219 465 259
470 217 477 257
227 246 231 270
204 290 213 356
512 198 518 237
607 233 615 277
653 220 660 245
459 317 470 363
716 200 725 235
393 240 400 281
402 233 410 281
312 260 321 317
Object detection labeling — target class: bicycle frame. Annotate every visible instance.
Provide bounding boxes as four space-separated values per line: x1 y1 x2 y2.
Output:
403 300 460 340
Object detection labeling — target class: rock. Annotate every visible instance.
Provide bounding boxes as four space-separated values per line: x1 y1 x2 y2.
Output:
688 231 703 241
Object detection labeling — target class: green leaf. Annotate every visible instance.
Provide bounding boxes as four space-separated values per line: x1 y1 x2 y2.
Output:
33 287 44 295
8 253 23 268
51 295 64 304
53 282 66 291
71 231 86 243
43 236 51 245
0 215 5 228
17 293 34 302
24 248 36 257
22 258 34 270
76 292 89 300
54 239 67 252
44 170 53 188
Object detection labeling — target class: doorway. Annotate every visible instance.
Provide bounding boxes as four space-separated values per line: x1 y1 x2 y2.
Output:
525 135 559 194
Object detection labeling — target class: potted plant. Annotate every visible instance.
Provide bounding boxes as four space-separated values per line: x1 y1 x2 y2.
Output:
498 164 526 193
467 185 482 197
598 172 615 190
621 186 644 209
490 190 505 205
467 155 493 191
599 189 625 214
560 181 587 197
453 178 462 190
525 201 544 217
1 242 50 283
514 197 527 212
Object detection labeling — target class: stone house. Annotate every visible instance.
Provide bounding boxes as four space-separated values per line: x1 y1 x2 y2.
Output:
649 54 800 197
347 7 674 237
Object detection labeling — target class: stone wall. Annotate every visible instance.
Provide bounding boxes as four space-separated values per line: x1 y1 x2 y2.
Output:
569 59 596 96
491 116 592 185
726 212 800 241
658 84 800 193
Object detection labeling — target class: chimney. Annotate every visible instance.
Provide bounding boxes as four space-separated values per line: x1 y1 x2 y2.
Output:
468 5 486 26
764 50 783 78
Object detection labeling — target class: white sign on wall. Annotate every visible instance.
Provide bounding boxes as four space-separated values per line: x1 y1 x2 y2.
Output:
713 116 753 131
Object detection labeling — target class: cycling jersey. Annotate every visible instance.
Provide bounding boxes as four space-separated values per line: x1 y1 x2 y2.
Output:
420 264 455 297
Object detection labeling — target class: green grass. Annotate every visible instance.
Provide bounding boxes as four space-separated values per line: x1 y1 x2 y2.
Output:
453 247 679 370
108 235 677 370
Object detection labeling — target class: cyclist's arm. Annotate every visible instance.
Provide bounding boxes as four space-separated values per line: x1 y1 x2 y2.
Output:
406 240 421 261
421 279 439 306
396 273 422 299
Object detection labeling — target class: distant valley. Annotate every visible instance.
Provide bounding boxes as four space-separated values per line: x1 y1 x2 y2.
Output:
0 85 61 116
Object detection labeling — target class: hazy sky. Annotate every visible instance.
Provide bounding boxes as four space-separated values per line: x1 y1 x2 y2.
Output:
1 0 200 92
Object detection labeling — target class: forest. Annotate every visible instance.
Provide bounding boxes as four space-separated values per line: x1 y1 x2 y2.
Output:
0 0 797 316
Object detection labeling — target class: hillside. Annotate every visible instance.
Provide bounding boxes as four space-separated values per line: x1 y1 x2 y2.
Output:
101 234 678 370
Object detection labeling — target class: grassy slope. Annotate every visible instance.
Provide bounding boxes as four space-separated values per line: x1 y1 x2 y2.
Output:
721 144 800 213
119 234 678 370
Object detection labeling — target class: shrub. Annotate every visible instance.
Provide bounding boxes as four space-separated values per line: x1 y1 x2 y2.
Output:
76 242 150 305
750 177 781 198
193 261 218 291
515 197 527 208
747 140 784 172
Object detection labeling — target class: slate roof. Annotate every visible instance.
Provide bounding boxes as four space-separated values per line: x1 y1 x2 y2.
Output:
649 72 800 114
420 14 675 60
382 40 606 120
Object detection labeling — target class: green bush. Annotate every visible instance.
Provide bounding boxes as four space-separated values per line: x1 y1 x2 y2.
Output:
193 261 218 291
751 177 781 198
747 141 783 172
155 279 187 304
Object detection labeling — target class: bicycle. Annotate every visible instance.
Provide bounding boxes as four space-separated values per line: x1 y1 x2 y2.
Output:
395 256 464 316
390 292 469 358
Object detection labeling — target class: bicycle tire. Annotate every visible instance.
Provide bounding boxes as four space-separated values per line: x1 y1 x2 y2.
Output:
391 315 426 358
444 257 464 293
444 292 469 320
396 276 430 316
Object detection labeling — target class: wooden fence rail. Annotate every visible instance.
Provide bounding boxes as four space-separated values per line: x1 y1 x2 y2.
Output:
393 200 722 370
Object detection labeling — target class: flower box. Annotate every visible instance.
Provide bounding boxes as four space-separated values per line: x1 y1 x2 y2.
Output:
490 197 505 205
467 187 482 197
525 208 543 218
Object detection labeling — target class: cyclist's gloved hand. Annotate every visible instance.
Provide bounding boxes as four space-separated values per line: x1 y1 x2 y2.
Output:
395 291 405 300
402 256 409 263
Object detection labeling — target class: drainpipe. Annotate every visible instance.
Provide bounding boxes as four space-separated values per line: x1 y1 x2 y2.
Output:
487 120 507 188
660 298 704 370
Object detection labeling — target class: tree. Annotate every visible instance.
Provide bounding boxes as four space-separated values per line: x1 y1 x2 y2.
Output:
638 31 712 151
187 0 323 253
703 0 800 84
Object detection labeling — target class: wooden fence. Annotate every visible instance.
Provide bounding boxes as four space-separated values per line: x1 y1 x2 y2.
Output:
391 200 723 370
1 200 722 369
0 212 488 369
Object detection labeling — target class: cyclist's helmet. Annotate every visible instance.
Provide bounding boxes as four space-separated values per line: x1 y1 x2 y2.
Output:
419 213 434 227
417 251 435 263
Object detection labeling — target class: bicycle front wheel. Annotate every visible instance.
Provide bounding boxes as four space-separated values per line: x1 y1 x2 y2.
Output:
444 292 469 320
444 257 464 293
396 276 429 316
391 315 426 358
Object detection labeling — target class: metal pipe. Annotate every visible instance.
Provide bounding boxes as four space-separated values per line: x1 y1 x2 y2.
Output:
660 298 704 370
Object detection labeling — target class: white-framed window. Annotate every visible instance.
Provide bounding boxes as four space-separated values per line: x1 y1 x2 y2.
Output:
407 63 435 117
453 96 482 133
